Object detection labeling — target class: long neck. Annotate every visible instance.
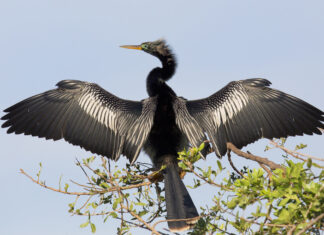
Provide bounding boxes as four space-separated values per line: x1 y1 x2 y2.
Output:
146 54 177 97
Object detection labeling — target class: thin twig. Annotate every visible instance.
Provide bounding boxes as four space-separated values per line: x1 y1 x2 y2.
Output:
263 204 273 224
70 180 99 190
20 169 93 195
76 158 93 183
21 168 152 195
146 183 164 224
107 182 152 192
121 204 162 235
82 163 153 192
188 163 233 191
72 195 92 216
73 208 122 216
270 140 324 162
227 150 244 178
295 213 324 235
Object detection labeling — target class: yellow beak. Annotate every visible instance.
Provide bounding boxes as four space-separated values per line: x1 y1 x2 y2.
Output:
120 45 142 50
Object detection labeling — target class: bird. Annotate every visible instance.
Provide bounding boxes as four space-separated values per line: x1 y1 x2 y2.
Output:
1 39 324 232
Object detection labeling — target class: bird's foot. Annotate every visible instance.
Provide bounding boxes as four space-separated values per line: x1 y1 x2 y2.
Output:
148 171 164 183
179 170 186 179
148 167 186 182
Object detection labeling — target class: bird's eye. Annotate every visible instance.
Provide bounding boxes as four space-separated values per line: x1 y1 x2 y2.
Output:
141 44 148 50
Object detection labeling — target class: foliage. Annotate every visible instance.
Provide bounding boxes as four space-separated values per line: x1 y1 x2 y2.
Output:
22 140 324 234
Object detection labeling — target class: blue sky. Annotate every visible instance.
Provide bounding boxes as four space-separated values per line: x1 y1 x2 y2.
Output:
1 1 323 234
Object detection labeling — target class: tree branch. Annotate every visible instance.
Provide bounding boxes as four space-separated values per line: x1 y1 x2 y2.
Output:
226 142 283 170
20 168 152 195
270 140 324 163
20 169 93 196
227 150 244 178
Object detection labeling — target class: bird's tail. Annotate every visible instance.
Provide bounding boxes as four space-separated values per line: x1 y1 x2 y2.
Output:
163 156 199 232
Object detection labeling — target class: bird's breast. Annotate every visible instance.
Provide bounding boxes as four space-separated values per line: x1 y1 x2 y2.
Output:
143 96 187 166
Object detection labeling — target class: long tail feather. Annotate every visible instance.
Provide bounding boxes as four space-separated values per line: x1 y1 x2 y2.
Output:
163 159 199 232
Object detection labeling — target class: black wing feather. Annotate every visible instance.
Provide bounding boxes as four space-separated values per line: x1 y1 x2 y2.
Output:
185 78 324 157
172 97 206 150
1 80 157 162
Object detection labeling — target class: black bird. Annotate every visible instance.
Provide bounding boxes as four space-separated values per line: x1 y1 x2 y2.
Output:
2 39 324 232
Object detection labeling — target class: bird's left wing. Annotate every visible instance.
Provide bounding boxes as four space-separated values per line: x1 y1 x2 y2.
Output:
172 97 207 150
1 80 157 163
182 79 323 157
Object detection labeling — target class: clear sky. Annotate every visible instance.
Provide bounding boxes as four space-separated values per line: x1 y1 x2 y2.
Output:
1 1 323 234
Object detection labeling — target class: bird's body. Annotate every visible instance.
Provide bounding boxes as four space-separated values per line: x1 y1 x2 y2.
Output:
143 53 183 165
143 93 184 165
2 39 324 232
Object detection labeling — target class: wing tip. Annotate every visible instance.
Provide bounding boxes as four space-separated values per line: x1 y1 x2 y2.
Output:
56 80 84 89
243 78 272 87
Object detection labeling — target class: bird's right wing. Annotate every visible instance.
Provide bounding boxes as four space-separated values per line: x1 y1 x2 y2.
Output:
186 78 324 157
1 80 157 163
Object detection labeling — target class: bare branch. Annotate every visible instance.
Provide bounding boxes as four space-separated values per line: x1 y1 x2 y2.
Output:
227 142 283 170
270 140 324 164
227 150 244 178
20 169 93 196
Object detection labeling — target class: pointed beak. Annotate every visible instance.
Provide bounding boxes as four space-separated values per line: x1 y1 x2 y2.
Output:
120 45 142 50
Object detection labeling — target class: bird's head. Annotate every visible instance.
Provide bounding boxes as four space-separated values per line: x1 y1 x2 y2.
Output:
120 39 173 60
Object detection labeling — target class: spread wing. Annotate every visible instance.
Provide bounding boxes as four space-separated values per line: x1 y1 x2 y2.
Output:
1 80 157 163
178 78 324 157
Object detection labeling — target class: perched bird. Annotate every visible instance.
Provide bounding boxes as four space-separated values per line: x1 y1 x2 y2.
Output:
2 39 324 232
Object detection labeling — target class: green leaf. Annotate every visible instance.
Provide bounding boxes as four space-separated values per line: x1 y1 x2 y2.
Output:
112 201 118 210
307 158 312 168
276 209 291 223
139 210 148 217
135 202 146 206
90 223 96 233
198 142 205 151
217 160 222 171
110 212 118 218
227 198 239 209
91 202 98 209
178 162 187 170
80 221 89 228
99 182 109 189
278 198 289 207
295 143 307 150
64 183 69 192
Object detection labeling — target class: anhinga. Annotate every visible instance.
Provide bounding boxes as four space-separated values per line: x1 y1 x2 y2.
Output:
1 39 324 232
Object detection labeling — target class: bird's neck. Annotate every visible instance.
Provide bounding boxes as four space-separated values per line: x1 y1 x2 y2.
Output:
160 54 176 81
146 55 177 97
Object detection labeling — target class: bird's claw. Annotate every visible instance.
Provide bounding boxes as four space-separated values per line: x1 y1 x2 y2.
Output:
148 171 164 183
179 170 186 179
